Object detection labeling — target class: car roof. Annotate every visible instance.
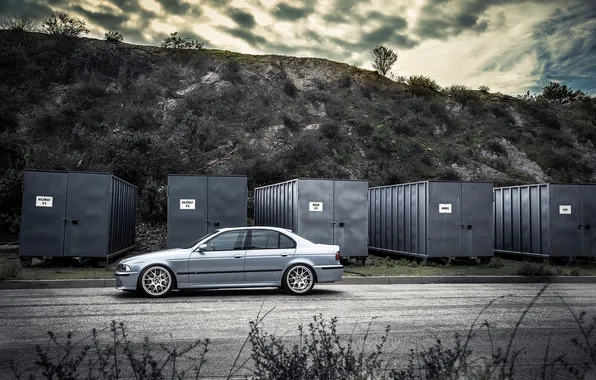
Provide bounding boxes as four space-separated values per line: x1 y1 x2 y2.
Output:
217 226 294 233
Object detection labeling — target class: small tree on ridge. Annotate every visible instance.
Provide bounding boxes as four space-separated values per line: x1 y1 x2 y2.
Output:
371 45 398 77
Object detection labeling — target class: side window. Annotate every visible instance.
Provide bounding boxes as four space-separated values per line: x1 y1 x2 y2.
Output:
250 230 279 249
204 231 246 251
279 233 296 249
249 230 297 249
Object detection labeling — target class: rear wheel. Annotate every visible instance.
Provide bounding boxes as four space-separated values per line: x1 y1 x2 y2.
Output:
283 264 315 295
139 265 174 297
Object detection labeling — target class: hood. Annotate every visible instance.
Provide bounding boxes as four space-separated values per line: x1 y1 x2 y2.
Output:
119 248 187 264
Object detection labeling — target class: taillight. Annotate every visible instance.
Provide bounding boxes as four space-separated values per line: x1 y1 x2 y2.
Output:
335 251 341 261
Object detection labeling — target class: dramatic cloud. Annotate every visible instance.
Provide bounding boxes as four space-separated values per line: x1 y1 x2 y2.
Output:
2 0 594 94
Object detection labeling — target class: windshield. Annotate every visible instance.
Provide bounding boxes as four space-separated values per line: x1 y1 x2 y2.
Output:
182 231 219 249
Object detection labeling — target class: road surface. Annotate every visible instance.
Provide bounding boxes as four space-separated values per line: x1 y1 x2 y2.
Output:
0 284 595 379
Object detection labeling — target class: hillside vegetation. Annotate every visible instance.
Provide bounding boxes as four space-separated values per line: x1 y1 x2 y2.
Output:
1 30 596 233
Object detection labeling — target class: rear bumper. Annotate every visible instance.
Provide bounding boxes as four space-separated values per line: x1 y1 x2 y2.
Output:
313 265 344 283
114 271 138 291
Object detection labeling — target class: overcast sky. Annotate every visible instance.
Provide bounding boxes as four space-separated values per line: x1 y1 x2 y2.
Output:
2 0 595 95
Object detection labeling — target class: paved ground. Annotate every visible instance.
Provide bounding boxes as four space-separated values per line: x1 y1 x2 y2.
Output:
1 284 595 379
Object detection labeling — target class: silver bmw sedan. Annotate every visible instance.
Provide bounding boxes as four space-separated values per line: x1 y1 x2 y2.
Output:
115 226 344 297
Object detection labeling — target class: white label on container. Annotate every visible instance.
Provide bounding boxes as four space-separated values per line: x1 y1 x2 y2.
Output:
439 203 452 214
559 205 571 215
309 202 323 212
180 199 196 210
36 196 53 207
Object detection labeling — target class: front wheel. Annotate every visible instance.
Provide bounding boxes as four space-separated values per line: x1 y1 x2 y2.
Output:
283 264 315 295
139 265 174 297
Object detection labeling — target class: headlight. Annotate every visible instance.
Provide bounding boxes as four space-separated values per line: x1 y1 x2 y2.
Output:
117 264 132 272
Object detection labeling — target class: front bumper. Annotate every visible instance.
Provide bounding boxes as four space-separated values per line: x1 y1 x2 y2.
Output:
114 271 139 291
313 265 344 283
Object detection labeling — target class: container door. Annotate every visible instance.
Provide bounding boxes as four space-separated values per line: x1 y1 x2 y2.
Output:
167 176 208 249
580 185 596 258
63 173 111 258
333 181 368 258
549 185 581 257
297 180 334 245
461 182 493 258
428 182 461 257
19 171 68 257
207 177 247 233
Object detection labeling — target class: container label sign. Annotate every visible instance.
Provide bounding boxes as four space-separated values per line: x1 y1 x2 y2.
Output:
309 202 323 212
559 205 571 215
180 199 196 210
439 204 452 214
36 196 53 207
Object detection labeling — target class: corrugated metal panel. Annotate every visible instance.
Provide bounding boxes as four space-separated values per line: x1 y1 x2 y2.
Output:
493 183 596 258
167 175 247 249
369 181 493 258
20 170 137 260
254 178 369 258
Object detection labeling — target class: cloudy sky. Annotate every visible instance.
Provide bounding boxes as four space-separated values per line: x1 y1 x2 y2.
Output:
2 0 595 95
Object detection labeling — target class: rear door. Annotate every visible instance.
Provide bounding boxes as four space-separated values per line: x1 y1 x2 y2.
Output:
244 230 296 282
461 182 493 257
549 185 580 257
580 185 596 258
63 173 111 257
20 171 68 257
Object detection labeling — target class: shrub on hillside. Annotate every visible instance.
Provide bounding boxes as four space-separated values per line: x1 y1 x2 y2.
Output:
478 85 490 93
41 13 88 37
540 81 589 104
220 59 242 84
447 84 479 106
104 30 123 43
321 121 340 140
159 32 203 49
0 12 37 32
407 75 441 97
139 179 167 223
284 79 298 97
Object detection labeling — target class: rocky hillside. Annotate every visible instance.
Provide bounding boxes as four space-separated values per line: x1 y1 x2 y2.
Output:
1 30 595 232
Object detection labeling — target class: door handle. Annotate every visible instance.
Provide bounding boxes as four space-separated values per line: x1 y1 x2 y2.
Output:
281 253 289 257
234 254 243 258
72 219 79 225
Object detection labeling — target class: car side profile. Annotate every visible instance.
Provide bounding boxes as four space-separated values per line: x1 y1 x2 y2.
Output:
114 227 344 297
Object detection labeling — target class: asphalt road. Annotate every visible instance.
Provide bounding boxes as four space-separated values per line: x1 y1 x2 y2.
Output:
1 284 595 379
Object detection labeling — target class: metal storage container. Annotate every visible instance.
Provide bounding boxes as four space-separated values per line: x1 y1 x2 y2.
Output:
167 175 247 248
19 170 137 261
494 183 596 258
369 181 494 259
254 178 369 258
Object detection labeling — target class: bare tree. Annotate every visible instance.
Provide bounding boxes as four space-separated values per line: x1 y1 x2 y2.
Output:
0 12 38 32
370 45 398 77
105 30 124 43
41 13 89 37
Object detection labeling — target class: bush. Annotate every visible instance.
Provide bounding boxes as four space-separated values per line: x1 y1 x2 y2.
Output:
41 13 89 37
159 32 204 49
515 261 558 276
478 85 490 93
486 257 505 268
284 80 298 97
407 75 441 97
0 12 37 32
447 84 479 106
0 260 20 280
104 30 123 43
220 59 242 84
338 74 351 88
321 121 340 140
139 179 167 223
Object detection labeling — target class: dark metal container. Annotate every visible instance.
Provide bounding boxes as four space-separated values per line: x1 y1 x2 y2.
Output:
19 170 137 261
494 183 596 258
254 178 369 258
368 181 494 259
167 175 248 249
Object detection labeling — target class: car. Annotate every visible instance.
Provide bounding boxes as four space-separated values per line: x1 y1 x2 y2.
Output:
114 226 344 297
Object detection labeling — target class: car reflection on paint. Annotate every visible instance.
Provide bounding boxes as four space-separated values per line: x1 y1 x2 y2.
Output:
114 227 344 297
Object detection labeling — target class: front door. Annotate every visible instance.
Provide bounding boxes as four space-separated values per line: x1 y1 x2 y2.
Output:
244 229 296 282
550 185 581 257
188 230 247 284
333 181 368 258
297 180 334 245
461 182 493 257
428 182 462 257
19 171 68 257
207 176 247 233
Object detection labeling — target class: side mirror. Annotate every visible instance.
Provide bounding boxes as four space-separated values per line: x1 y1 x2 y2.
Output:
197 244 208 252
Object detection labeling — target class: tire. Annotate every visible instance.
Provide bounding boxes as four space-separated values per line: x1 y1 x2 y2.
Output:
283 264 315 295
139 265 175 297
